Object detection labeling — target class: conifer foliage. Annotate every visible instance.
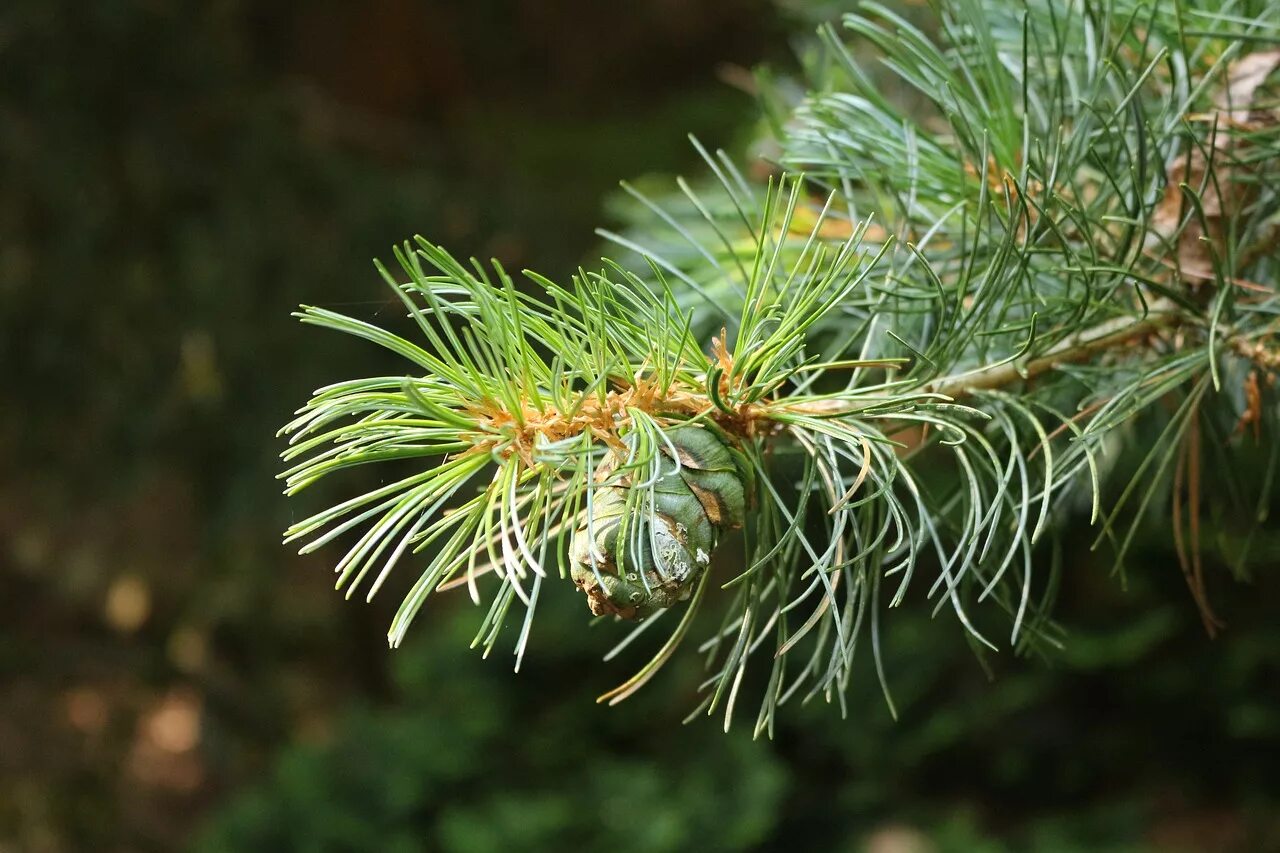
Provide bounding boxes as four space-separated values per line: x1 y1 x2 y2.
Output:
281 0 1280 729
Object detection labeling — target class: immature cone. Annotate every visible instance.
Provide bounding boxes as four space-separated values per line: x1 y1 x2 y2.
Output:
569 424 747 619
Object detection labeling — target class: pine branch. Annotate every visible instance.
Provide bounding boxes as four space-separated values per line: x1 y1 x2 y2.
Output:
795 298 1186 412
281 0 1280 728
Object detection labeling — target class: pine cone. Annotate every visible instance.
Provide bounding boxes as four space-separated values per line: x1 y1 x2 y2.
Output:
569 424 747 619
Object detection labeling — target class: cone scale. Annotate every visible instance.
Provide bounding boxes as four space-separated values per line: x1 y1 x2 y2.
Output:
569 424 748 619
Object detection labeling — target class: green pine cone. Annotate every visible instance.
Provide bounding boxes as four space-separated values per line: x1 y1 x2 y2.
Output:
569 424 747 619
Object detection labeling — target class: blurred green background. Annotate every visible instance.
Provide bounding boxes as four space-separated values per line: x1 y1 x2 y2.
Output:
2 1 1277 851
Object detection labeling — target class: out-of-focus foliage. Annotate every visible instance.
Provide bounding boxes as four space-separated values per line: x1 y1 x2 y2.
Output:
199 555 1280 852
197 601 789 853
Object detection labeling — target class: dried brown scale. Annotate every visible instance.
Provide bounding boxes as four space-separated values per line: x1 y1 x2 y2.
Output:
453 331 793 470
460 379 714 464
1229 335 1280 375
1235 370 1263 441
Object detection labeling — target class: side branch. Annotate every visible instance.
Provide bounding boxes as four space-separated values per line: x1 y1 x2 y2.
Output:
931 301 1183 400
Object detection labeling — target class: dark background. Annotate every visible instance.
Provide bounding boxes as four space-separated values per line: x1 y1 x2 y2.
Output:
2 2 1277 851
